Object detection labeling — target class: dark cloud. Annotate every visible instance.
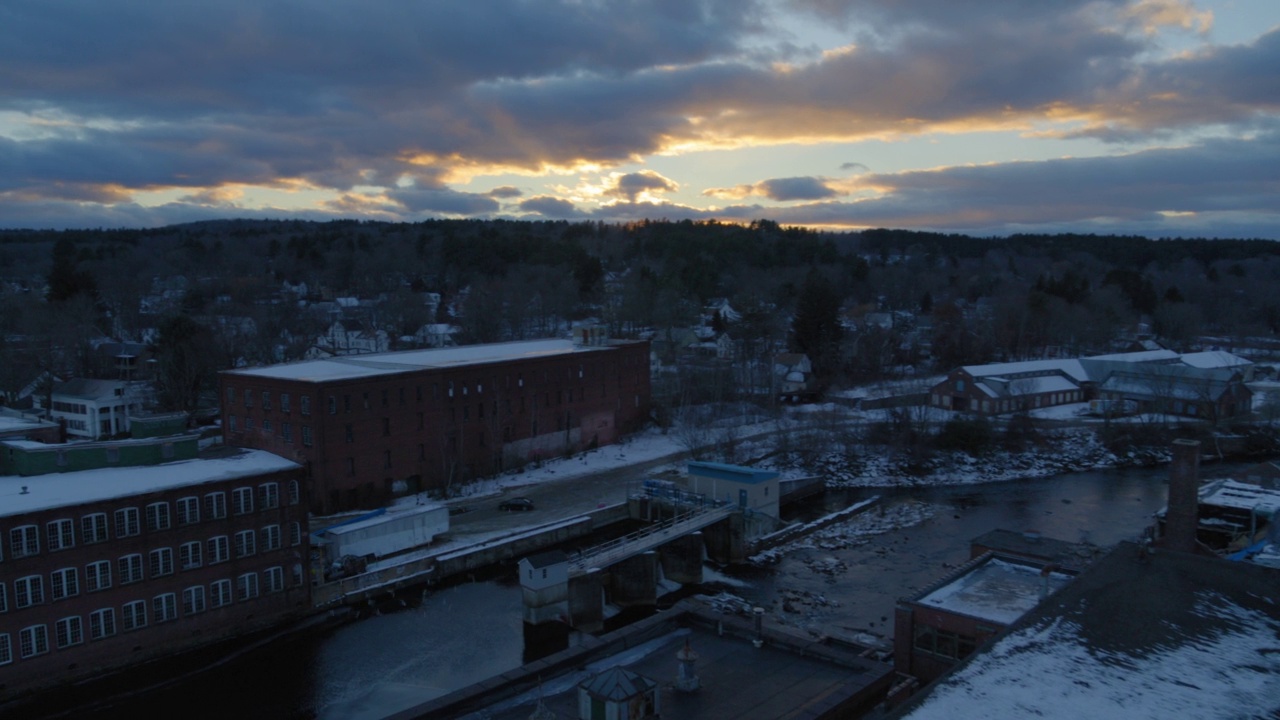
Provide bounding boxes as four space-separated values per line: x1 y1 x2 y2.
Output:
0 0 1277 237
839 162 868 172
608 171 678 201
386 186 499 215
487 186 523 199
518 196 585 218
756 177 838 201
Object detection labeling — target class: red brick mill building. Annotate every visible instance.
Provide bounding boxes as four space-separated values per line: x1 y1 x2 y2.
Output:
220 338 651 514
0 442 309 701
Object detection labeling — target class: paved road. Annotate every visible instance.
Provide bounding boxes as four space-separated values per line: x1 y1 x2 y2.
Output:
442 448 695 537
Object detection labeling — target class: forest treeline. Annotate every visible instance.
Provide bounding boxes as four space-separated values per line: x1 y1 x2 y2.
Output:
2 218 1279 410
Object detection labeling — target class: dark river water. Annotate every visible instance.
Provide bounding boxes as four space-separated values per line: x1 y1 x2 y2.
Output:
62 460 1252 719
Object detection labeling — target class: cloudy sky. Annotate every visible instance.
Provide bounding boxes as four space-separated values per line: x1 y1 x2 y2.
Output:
2 0 1278 237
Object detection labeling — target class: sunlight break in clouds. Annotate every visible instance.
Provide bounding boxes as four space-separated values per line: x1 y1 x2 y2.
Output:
0 0 1276 236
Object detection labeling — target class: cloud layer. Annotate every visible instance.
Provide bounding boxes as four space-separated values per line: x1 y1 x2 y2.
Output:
0 0 1277 236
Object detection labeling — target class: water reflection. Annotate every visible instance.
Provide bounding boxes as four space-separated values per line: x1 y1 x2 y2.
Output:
73 461 1257 718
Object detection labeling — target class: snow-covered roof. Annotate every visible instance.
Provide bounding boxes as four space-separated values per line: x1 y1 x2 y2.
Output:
1098 371 1237 402
323 502 447 536
1083 349 1180 363
899 543 1280 720
981 374 1080 397
1196 479 1280 518
1180 350 1252 370
224 339 612 382
960 359 1088 382
0 449 301 518
915 558 1075 625
52 378 130 402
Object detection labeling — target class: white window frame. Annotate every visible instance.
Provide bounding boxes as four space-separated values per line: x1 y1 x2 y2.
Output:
115 507 140 538
10 525 39 558
183 586 206 615
0 633 10 665
19 625 48 658
180 541 203 570
260 482 279 509
291 563 304 587
262 525 282 552
15 575 43 608
211 579 233 608
177 496 201 525
233 487 254 515
289 521 302 547
0 582 7 612
90 607 116 640
86 560 112 592
55 616 83 648
265 566 285 593
237 572 259 601
119 554 144 584
145 502 171 532
81 513 109 544
208 536 230 564
280 393 290 413
47 519 75 551
153 593 178 623
149 547 174 578
234 530 256 558
50 567 79 600
206 491 227 520
121 600 147 631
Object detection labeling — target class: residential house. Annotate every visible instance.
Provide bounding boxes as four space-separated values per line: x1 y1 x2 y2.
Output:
38 379 148 440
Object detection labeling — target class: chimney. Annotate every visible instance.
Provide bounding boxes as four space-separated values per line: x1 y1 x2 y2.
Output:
1163 439 1201 553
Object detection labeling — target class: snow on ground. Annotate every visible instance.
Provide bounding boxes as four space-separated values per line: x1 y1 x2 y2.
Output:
750 500 940 566
903 601 1280 720
418 400 1183 506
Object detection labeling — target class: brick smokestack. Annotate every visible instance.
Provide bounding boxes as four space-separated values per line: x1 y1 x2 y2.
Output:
1163 439 1201 553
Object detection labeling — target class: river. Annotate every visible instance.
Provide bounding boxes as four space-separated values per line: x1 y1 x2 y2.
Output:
68 460 1252 719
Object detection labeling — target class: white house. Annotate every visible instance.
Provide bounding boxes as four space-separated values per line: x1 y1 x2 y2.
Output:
39 378 147 440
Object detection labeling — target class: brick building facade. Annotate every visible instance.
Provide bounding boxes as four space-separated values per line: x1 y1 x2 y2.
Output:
219 338 651 514
0 449 309 698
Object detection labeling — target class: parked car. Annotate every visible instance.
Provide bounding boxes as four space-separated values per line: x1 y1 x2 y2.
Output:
498 497 535 512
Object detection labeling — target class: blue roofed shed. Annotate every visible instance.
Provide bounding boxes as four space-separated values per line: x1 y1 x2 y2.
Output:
687 461 780 517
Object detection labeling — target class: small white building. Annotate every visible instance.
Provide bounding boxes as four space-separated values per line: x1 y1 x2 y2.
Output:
686 461 780 518
39 378 147 440
317 503 448 565
520 550 570 625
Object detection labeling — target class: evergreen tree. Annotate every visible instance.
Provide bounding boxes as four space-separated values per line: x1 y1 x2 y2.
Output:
789 269 844 379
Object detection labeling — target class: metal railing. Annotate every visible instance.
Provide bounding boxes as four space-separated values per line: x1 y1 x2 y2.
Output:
568 504 735 575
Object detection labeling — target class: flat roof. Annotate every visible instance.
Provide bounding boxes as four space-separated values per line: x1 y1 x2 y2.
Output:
687 461 779 484
896 543 1280 720
1195 479 1280 518
914 557 1075 625
222 339 613 382
960 359 1088 382
412 604 893 719
0 449 301 518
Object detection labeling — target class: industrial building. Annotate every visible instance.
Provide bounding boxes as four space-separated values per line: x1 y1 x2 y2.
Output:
0 439 309 700
219 337 650 514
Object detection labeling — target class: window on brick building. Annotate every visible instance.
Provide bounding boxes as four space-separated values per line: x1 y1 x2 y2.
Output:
90 608 116 639
81 513 109 544
10 525 39 557
50 567 78 600
47 519 74 551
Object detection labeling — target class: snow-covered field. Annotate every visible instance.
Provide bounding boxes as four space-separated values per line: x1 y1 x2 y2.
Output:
423 401 1183 505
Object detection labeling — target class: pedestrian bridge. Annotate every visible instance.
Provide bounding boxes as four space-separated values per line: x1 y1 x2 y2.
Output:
567 504 735 576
